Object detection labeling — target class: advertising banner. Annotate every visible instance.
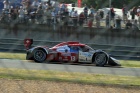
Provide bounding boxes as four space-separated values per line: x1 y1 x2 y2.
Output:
77 0 82 7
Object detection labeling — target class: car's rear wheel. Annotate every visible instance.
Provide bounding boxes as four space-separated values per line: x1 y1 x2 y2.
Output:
94 52 108 66
33 49 47 63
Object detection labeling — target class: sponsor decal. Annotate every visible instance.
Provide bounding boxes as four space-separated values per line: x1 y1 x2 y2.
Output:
80 52 92 57
61 53 71 56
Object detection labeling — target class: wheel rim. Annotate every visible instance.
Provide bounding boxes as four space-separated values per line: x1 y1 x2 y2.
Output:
34 50 46 62
95 53 107 65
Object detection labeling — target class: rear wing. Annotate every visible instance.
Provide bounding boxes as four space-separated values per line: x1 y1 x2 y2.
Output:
24 39 33 50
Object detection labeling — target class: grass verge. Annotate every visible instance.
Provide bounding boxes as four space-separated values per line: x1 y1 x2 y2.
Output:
0 52 25 60
0 68 140 87
0 52 140 68
120 60 140 68
0 52 140 87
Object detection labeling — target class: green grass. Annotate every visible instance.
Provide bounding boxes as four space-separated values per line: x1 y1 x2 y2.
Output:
0 52 26 60
0 52 140 87
0 68 140 87
0 52 140 68
120 60 140 68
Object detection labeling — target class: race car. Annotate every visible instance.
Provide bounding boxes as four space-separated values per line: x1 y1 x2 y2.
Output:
24 39 121 67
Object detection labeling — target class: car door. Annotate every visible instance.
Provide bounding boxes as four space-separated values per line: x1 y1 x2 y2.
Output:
78 46 93 63
78 51 93 63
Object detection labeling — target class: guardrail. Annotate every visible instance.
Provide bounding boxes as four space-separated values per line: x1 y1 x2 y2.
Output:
0 38 140 60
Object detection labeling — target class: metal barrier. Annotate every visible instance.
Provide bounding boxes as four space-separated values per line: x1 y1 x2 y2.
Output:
0 38 140 60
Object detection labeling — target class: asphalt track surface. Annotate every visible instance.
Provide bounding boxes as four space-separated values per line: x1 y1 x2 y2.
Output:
0 59 140 77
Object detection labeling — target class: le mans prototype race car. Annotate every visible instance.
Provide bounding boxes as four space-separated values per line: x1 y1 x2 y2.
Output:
24 39 121 67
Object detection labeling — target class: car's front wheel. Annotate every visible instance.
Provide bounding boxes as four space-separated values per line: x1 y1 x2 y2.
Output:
94 52 108 67
33 49 47 63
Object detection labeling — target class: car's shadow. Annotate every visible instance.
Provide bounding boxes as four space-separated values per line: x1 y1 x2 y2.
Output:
44 61 123 68
26 60 122 68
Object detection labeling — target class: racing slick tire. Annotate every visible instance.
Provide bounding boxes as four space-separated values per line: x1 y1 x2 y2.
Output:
94 52 108 67
33 49 47 63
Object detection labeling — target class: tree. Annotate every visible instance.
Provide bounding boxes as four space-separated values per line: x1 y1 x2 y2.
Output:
57 0 140 9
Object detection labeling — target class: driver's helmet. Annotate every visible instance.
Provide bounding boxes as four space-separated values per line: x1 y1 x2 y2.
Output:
65 49 68 52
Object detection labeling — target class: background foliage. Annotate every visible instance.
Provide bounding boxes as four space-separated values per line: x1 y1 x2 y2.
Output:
58 0 140 9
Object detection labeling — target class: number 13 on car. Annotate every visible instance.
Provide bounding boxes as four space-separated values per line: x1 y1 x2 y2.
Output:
71 56 76 61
